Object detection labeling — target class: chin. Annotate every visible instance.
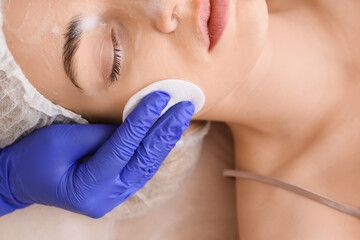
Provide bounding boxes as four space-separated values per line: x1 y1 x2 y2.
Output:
207 0 269 98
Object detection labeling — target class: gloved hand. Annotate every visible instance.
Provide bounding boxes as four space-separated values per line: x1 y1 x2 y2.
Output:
0 91 194 218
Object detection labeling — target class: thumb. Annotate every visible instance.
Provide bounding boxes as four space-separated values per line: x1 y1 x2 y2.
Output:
51 124 118 161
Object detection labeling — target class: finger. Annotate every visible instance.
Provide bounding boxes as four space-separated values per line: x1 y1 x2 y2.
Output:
50 124 117 161
84 91 170 180
118 101 194 187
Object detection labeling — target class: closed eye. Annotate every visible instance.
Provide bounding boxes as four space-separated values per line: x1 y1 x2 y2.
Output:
109 29 123 85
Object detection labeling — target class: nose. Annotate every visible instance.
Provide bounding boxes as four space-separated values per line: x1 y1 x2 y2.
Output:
147 1 180 33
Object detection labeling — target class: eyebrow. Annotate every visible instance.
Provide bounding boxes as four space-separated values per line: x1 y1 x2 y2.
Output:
63 16 83 89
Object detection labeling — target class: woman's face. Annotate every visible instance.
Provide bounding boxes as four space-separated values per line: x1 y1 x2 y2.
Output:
3 0 268 123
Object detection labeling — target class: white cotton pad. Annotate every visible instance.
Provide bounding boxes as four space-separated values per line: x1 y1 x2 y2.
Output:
122 79 205 121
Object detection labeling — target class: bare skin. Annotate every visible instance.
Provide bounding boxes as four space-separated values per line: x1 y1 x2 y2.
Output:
227 1 360 238
2 0 360 238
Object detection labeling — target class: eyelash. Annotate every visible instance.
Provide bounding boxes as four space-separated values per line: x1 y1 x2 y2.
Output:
110 29 122 85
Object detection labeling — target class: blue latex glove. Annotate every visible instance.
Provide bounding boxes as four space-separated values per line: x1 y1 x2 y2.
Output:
0 91 194 218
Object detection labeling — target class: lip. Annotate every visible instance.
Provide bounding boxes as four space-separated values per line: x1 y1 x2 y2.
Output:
197 0 230 51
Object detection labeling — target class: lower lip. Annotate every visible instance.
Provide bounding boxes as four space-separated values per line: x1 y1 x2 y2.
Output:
198 0 230 51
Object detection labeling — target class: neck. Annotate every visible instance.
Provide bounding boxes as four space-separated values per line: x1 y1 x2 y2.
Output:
204 2 360 173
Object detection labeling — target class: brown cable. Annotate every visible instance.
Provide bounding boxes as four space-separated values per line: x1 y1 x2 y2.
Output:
223 169 360 219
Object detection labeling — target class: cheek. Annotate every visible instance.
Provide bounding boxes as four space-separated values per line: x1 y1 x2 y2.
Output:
119 32 190 99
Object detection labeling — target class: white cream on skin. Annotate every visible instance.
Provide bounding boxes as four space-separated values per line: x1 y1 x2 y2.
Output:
130 0 164 20
134 23 143 52
122 79 205 121
81 15 100 32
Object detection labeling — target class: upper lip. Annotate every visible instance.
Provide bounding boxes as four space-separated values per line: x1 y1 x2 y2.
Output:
197 0 230 51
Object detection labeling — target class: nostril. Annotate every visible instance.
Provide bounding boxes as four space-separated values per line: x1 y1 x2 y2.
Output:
156 14 179 33
154 4 180 34
169 14 179 32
